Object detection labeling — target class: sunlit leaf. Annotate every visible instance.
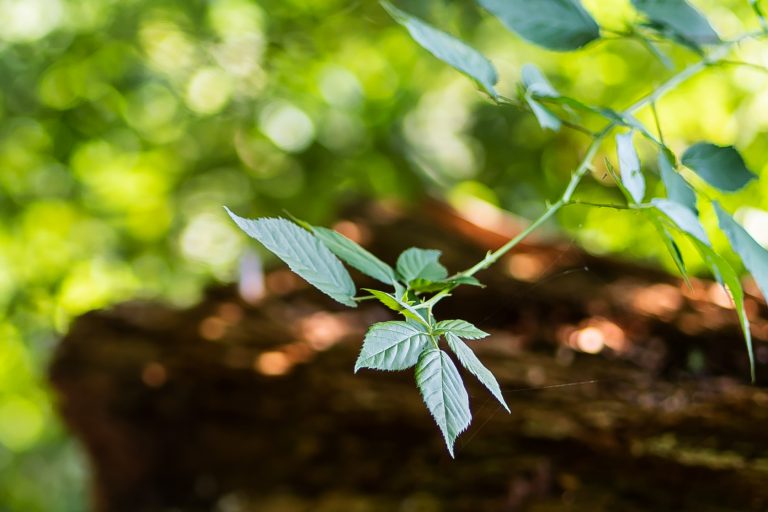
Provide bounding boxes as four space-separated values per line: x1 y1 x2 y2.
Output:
415 347 471 457
714 203 768 301
435 319 489 339
397 248 448 284
445 332 509 412
312 226 397 285
652 198 709 245
659 151 697 212
616 131 645 203
478 0 600 51
382 1 498 98
681 143 756 192
225 209 356 307
631 0 720 45
355 320 431 372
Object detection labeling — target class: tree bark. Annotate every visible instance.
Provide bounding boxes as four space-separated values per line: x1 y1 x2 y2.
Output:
49 200 768 512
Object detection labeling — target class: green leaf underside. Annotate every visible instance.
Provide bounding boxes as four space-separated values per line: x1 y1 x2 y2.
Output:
381 1 498 98
527 98 562 131
363 289 428 325
521 64 562 131
436 319 489 340
645 209 690 285
659 151 697 212
312 226 397 285
445 333 509 412
681 143 756 192
355 321 430 372
225 210 356 307
690 238 754 381
616 131 645 203
652 198 709 246
631 0 720 45
416 348 472 457
478 0 600 51
397 248 448 283
715 203 768 301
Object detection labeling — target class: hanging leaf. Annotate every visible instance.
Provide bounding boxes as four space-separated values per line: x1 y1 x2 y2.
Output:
681 143 756 192
652 198 709 245
714 203 768 301
382 1 498 98
311 226 397 285
397 248 449 284
445 333 509 412
355 321 431 372
691 238 754 381
435 319 489 340
659 151 697 212
225 209 357 307
478 0 600 51
631 0 720 45
648 210 691 285
616 131 645 203
415 348 472 457
527 100 562 131
521 63 559 97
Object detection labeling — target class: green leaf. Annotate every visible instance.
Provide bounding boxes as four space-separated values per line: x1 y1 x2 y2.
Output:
631 0 720 45
645 209 691 286
527 98 562 132
445 333 509 412
397 248 448 283
355 321 431 372
450 276 483 287
659 151 697 212
381 1 498 98
714 203 768 301
691 238 754 381
478 0 600 51
410 275 483 293
415 348 472 457
616 131 645 203
225 209 356 307
652 198 709 245
521 63 558 97
311 226 397 285
363 289 429 326
681 143 756 192
435 319 489 340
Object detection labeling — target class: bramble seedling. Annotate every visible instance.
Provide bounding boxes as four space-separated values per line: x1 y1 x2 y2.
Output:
229 0 768 455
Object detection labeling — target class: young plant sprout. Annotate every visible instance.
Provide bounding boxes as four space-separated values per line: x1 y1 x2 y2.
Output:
229 0 768 455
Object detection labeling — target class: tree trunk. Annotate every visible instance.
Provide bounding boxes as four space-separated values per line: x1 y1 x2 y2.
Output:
49 200 768 512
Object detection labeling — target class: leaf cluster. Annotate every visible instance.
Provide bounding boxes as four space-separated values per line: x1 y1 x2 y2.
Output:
226 208 505 455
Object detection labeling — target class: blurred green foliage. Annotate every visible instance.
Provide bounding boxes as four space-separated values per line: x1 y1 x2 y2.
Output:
0 0 766 508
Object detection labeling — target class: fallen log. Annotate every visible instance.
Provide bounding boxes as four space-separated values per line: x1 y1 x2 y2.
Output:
50 200 768 511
